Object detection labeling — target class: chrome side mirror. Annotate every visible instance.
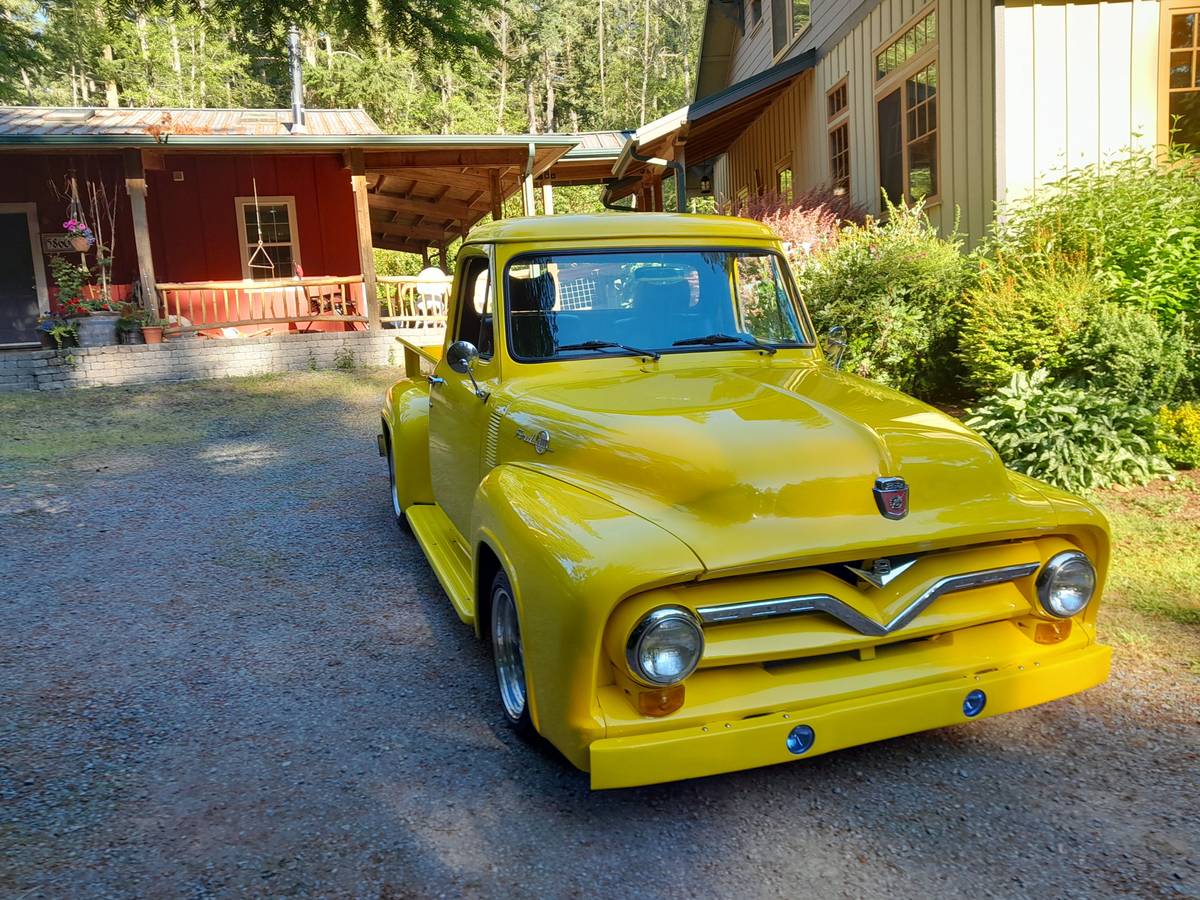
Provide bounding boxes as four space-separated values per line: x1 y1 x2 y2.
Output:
822 325 848 372
446 340 487 400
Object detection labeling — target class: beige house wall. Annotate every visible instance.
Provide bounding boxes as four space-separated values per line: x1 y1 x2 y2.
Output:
996 0 1161 206
724 0 999 245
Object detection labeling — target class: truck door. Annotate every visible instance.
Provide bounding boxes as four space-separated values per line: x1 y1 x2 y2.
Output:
428 250 497 538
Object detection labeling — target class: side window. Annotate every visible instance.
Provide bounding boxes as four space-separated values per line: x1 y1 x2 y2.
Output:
454 256 494 358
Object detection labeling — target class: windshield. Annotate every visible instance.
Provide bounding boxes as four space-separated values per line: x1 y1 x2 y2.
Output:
504 249 811 361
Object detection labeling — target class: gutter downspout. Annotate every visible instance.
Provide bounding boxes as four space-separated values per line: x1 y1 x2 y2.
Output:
604 140 687 212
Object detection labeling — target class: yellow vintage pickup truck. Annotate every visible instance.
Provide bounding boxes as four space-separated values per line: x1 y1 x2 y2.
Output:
379 213 1111 789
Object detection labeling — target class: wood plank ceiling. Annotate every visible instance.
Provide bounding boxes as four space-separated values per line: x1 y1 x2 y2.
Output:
363 146 565 255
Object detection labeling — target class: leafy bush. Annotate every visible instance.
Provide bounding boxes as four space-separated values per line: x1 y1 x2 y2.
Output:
1157 403 1200 468
1062 304 1193 406
958 254 1099 392
730 188 867 263
992 149 1200 323
794 200 976 399
966 370 1171 492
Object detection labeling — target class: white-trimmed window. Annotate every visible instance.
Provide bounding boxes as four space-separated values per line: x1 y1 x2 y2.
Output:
234 195 301 279
874 6 939 205
773 0 811 55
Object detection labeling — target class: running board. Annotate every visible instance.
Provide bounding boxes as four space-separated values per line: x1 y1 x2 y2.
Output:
406 504 475 625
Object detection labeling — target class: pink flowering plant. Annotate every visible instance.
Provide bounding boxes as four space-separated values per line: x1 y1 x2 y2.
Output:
63 218 95 247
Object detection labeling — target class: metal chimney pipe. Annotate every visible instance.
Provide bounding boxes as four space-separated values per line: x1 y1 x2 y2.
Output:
287 25 306 133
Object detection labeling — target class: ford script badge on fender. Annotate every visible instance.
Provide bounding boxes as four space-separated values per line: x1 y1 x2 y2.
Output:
873 477 909 520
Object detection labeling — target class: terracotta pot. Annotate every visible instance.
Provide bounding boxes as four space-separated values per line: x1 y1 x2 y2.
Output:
70 236 90 252
142 326 164 344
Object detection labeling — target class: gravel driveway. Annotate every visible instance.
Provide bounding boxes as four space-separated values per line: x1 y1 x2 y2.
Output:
2 371 1197 899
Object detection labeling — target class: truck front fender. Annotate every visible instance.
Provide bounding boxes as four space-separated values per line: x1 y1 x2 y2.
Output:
383 378 434 509
472 464 704 770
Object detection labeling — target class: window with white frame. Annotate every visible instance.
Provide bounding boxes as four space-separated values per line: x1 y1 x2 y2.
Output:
234 196 300 279
773 0 811 55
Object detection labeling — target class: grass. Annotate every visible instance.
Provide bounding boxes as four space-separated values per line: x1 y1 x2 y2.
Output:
1092 472 1200 674
0 369 396 480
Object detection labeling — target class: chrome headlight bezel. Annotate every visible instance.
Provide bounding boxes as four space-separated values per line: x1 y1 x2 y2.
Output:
1036 550 1097 618
625 606 705 686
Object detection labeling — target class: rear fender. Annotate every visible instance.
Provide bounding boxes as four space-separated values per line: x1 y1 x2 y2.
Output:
472 464 703 769
383 378 434 509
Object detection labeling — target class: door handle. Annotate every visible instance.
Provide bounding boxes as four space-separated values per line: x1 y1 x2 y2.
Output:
427 375 445 386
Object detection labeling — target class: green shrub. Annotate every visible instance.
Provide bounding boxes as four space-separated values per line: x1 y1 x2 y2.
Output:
966 370 1171 492
796 200 976 399
1157 403 1200 468
1062 304 1193 406
991 149 1200 323
958 254 1098 392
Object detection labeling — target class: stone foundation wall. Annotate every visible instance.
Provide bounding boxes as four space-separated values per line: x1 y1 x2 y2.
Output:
0 330 435 392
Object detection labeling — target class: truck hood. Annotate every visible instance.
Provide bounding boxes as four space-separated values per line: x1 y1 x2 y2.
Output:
498 361 1055 575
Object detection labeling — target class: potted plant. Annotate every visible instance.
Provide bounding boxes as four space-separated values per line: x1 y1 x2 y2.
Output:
35 313 78 349
141 315 166 345
63 217 94 253
116 302 145 344
51 256 119 347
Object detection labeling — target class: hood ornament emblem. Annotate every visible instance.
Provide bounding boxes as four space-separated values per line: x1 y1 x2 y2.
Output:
873 477 909 520
516 427 552 454
845 554 918 589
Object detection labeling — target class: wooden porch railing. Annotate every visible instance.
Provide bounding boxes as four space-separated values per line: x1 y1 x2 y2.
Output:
378 275 451 331
155 275 367 334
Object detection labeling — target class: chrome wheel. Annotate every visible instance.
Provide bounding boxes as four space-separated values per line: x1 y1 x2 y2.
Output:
388 451 401 518
491 583 527 722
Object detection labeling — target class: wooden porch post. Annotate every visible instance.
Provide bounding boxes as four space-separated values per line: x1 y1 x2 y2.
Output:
349 149 380 328
541 183 555 215
122 150 158 313
436 246 448 272
490 169 504 220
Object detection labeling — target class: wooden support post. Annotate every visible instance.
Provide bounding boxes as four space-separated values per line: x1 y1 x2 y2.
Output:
521 141 537 216
541 183 555 215
436 246 448 272
349 149 380 329
673 143 687 213
490 169 504 220
122 150 158 313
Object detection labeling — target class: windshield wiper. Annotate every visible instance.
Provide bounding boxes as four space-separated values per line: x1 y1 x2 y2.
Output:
672 332 779 354
557 340 662 361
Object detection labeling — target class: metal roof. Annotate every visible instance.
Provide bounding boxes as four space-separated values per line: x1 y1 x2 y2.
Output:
0 106 381 137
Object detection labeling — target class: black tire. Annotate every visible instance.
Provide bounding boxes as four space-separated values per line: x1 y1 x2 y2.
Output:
489 570 535 737
385 437 409 532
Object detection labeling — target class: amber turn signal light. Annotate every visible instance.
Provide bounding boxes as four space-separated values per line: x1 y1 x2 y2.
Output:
637 685 685 717
1034 619 1072 644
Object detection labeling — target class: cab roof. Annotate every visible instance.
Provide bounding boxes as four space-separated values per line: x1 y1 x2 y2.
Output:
464 213 779 245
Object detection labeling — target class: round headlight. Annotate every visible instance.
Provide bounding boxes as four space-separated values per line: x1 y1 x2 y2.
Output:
626 607 704 686
1036 551 1097 618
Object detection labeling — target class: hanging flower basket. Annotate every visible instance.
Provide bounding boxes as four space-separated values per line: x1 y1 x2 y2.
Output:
63 218 95 253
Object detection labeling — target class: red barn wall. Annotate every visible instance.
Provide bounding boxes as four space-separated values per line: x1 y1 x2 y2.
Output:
0 152 139 285
145 153 360 283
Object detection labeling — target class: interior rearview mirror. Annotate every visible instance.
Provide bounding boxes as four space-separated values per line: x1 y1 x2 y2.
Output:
822 325 848 372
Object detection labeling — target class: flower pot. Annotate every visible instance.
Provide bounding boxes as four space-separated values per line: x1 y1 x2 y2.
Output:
70 236 90 252
120 328 145 345
72 313 120 347
38 331 56 349
142 326 164 345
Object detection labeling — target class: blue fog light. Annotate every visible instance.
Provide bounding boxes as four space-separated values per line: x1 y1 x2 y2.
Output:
963 689 987 718
786 724 816 755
